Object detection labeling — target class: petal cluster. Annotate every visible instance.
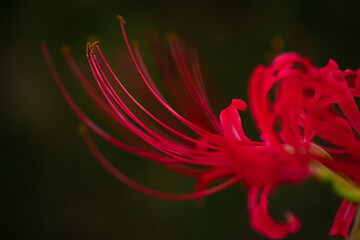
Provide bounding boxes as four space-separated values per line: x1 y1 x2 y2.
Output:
250 52 360 238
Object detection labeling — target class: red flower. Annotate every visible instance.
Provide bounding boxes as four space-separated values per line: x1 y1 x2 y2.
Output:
42 15 360 239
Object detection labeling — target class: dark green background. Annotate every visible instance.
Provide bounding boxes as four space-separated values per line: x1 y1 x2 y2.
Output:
2 0 359 239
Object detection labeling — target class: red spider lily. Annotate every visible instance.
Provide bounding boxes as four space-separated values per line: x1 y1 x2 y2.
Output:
42 15 360 239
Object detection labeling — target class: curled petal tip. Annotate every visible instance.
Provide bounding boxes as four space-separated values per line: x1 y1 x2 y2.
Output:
231 99 247 111
61 44 71 56
285 212 302 233
248 187 302 239
116 14 126 24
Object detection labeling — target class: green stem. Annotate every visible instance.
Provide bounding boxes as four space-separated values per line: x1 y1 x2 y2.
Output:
310 161 360 203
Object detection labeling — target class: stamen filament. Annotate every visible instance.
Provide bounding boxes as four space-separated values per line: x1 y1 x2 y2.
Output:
94 44 219 150
81 122 241 200
116 15 220 140
88 52 199 162
42 42 227 166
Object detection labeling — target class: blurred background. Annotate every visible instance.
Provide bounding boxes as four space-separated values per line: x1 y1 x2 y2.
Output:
2 0 360 239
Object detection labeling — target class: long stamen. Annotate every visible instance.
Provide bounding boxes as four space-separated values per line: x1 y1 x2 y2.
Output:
88 50 192 160
49 42 223 167
167 35 222 133
61 44 130 127
80 123 241 200
132 41 222 135
89 51 187 154
63 45 178 154
190 53 223 133
94 44 218 150
41 42 188 165
116 15 219 139
87 48 229 166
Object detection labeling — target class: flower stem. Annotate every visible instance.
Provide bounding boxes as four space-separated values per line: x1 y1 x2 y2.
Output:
310 161 360 203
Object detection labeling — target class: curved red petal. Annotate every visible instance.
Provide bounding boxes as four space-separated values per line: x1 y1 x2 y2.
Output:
248 186 301 239
220 99 250 141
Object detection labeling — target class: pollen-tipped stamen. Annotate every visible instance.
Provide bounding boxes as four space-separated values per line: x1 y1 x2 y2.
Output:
116 14 126 25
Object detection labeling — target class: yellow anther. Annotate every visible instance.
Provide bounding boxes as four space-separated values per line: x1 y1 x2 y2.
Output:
86 42 91 54
61 45 72 56
86 41 100 54
78 123 88 135
116 15 126 24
